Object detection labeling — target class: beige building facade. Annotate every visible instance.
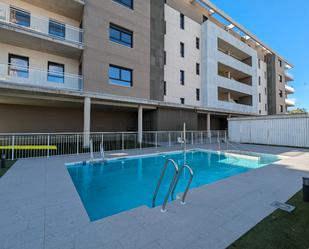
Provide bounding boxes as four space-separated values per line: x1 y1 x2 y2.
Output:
0 0 294 135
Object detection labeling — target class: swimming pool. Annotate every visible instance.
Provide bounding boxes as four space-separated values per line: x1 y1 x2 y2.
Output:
67 150 279 221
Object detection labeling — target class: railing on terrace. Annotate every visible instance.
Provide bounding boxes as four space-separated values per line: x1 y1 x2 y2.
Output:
0 3 83 46
0 63 83 91
0 131 227 160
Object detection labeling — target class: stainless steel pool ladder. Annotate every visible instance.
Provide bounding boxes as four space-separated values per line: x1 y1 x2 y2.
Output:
171 164 194 205
152 159 194 213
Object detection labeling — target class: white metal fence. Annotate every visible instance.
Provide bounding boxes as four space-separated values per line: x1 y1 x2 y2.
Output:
229 115 309 148
0 130 227 160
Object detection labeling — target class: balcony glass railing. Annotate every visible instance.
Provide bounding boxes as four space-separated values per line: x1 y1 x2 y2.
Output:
0 63 83 91
0 4 83 46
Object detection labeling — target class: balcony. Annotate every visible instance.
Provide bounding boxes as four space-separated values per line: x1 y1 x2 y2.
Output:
285 71 294 82
285 98 295 107
0 4 83 59
218 38 252 67
20 0 84 21
0 63 82 91
218 62 252 86
285 85 295 94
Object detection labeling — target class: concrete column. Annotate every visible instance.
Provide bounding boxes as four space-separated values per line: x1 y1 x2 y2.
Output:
83 97 91 148
207 113 211 138
227 92 231 102
138 105 143 144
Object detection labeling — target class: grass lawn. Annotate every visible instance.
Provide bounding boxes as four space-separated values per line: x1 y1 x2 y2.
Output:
228 191 309 249
0 160 16 177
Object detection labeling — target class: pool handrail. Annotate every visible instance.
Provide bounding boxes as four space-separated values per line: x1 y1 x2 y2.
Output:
171 164 194 204
152 159 179 212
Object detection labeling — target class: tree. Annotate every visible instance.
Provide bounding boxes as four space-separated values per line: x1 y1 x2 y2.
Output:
288 108 308 114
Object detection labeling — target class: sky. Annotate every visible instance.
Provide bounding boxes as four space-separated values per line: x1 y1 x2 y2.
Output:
210 0 309 110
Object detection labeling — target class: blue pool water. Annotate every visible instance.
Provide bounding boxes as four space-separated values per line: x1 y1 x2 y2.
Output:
67 150 279 221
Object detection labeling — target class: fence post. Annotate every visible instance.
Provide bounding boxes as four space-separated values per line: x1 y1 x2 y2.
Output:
209 131 212 144
200 131 203 144
47 135 50 158
76 134 79 155
122 133 124 151
191 132 194 145
155 132 158 148
168 132 171 147
11 135 15 160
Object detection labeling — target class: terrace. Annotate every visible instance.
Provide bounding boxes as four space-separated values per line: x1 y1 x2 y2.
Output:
0 131 309 249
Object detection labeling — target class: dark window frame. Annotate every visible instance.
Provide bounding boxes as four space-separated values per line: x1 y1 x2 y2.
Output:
180 97 185 104
49 19 66 39
112 0 134 9
10 7 30 27
196 63 200 75
180 13 185 29
196 37 200 50
110 23 133 48
180 70 185 85
180 42 185 57
47 61 65 83
196 88 200 101
109 64 133 87
8 53 29 78
163 81 166 96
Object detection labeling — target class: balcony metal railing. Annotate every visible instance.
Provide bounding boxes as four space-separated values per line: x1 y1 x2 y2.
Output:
285 85 295 94
0 63 83 91
285 71 294 81
0 130 227 160
0 3 83 46
285 98 295 106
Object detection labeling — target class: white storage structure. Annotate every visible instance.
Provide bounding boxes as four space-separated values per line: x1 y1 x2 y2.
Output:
228 114 309 148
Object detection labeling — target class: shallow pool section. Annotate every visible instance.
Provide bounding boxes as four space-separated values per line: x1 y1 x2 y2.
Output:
67 150 279 221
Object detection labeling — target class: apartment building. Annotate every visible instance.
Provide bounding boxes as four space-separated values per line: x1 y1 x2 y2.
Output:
0 0 295 138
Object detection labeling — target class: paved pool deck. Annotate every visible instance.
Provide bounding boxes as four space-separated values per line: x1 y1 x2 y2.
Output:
1 143 309 249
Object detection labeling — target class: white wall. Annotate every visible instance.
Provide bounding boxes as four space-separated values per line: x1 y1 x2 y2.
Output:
201 21 259 114
229 115 309 148
257 59 268 115
164 4 201 106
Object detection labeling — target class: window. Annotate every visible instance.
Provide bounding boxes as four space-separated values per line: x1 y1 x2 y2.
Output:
110 24 133 48
10 7 30 27
278 59 282 67
163 81 166 96
180 13 185 29
196 88 200 101
258 76 261 86
180 70 185 85
196 37 200 50
48 62 64 83
8 54 29 78
196 63 200 75
109 65 133 87
279 90 283 98
278 74 283 82
259 110 261 114
113 0 133 9
258 59 261 69
280 105 283 113
180 42 185 57
180 98 185 104
49 19 65 39
203 15 208 22
265 104 267 111
164 51 166 65
259 93 261 103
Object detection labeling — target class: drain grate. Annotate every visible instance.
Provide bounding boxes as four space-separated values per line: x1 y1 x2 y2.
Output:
271 201 295 213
